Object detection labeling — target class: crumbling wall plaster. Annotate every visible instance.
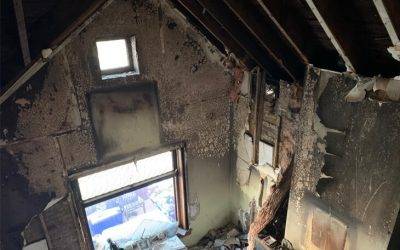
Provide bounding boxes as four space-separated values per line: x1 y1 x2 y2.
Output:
285 67 400 250
1 0 235 248
231 79 302 232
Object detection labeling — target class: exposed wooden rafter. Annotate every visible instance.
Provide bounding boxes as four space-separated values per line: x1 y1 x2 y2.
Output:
196 0 292 81
303 0 356 72
255 0 308 65
0 0 114 105
372 0 400 45
255 0 343 71
13 0 31 66
175 0 254 69
222 0 304 80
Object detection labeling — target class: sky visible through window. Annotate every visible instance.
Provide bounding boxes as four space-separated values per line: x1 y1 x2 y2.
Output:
78 152 173 200
96 39 130 70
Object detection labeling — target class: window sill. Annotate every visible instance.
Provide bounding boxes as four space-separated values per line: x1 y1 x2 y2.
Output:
177 227 192 238
101 70 139 80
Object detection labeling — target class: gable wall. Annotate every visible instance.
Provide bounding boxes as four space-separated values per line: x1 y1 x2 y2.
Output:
0 0 235 248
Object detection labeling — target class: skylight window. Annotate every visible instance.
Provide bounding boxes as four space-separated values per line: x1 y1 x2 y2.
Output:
95 37 140 79
96 39 130 71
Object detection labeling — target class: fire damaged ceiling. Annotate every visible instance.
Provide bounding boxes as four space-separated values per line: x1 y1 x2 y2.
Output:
172 0 400 79
1 0 400 100
1 0 400 249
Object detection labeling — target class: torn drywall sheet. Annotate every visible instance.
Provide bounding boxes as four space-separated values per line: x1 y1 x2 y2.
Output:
345 76 400 102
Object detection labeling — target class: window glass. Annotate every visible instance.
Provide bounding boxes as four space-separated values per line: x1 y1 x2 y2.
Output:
85 178 177 249
259 141 274 166
96 39 130 70
78 152 174 200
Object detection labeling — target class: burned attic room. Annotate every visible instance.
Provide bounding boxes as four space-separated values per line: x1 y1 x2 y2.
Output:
1 0 400 249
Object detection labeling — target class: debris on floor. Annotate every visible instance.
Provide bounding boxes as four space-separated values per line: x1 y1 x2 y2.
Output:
189 224 248 249
254 236 293 250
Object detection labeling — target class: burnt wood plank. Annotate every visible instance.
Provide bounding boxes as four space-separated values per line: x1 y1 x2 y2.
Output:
255 0 344 71
196 0 292 81
175 0 254 69
223 0 304 80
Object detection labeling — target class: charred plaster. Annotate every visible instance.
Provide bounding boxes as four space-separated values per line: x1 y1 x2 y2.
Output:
1 149 53 250
1 0 236 247
231 79 302 231
0 64 48 143
286 67 400 250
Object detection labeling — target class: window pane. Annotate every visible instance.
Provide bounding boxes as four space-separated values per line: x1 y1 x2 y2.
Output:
96 39 130 70
78 152 174 200
85 178 177 249
259 141 273 166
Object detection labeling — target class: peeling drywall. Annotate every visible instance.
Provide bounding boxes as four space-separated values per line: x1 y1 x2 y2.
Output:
285 67 400 250
230 80 302 232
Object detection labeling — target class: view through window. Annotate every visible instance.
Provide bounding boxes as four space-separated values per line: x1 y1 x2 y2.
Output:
76 151 185 249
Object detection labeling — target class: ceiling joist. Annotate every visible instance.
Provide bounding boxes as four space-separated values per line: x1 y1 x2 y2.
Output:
0 0 114 106
175 0 254 69
255 0 308 65
13 0 31 66
372 0 400 45
255 0 343 71
196 0 292 81
303 0 356 72
222 0 304 80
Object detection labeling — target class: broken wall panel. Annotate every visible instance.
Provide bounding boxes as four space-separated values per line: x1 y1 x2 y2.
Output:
0 148 53 250
22 215 45 245
231 79 302 236
40 197 81 250
0 51 81 143
4 137 66 196
285 67 400 250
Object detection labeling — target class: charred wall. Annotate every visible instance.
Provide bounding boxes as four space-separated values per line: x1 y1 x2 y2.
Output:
285 67 400 249
230 74 302 232
0 0 235 248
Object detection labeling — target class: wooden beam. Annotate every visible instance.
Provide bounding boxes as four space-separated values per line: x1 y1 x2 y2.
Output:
255 0 308 65
12 0 31 66
382 0 400 42
222 0 304 80
0 0 114 106
303 0 356 72
196 0 292 81
373 0 400 45
175 0 253 69
255 0 343 71
248 160 293 249
252 67 266 164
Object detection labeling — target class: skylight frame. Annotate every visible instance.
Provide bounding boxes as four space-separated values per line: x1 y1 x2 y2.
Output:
95 36 140 79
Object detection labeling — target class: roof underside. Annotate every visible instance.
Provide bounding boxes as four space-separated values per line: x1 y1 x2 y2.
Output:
1 0 399 94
